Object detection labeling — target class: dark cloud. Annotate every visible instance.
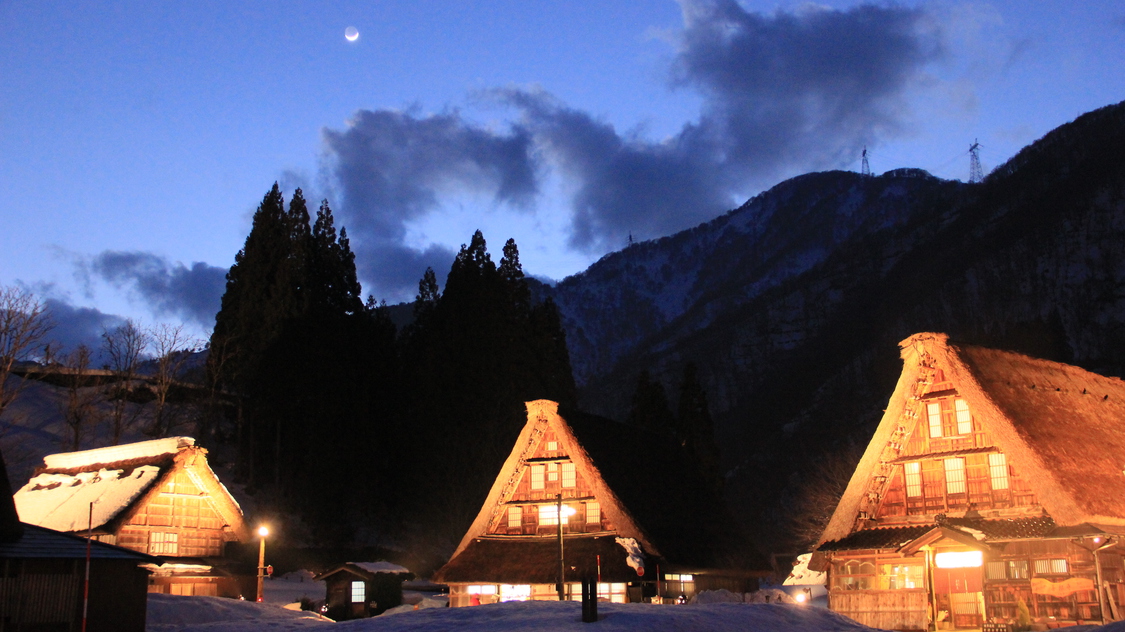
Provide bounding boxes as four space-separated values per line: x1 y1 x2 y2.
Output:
88 251 226 329
42 298 124 358
324 2 940 289
322 107 537 298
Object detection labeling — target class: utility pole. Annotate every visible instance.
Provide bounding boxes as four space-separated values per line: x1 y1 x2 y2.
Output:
969 139 984 183
557 494 565 601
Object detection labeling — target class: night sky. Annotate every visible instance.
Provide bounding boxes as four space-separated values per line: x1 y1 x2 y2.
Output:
2 1 1123 350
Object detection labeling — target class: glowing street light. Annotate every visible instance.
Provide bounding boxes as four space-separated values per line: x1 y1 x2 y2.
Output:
256 525 269 603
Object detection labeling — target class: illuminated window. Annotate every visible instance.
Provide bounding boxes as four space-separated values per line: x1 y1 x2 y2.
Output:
351 581 365 603
989 453 1010 490
879 563 923 589
561 462 576 488
955 399 972 434
986 561 1007 580
467 585 497 595
944 458 966 494
663 574 694 597
149 532 179 555
988 560 1030 580
1009 560 1029 579
904 462 922 497
928 403 943 438
508 505 522 529
500 584 531 602
834 559 875 590
598 582 627 603
586 501 601 526
539 505 558 526
530 465 545 490
547 441 558 452
547 462 559 482
1034 559 1068 574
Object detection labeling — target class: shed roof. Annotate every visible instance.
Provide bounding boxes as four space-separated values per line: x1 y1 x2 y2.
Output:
0 523 161 562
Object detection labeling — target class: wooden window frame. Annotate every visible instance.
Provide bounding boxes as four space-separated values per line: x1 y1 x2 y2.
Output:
904 462 922 497
989 453 1010 490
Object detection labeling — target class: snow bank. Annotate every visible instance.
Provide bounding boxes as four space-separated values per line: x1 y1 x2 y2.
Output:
44 436 192 469
14 466 161 531
329 601 887 632
146 593 332 631
784 553 827 586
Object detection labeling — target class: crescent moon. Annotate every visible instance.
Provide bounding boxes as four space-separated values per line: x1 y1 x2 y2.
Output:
345 27 359 42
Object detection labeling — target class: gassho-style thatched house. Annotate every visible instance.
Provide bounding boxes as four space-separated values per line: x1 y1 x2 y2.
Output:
13 436 250 598
0 448 161 632
813 332 1125 631
433 399 768 606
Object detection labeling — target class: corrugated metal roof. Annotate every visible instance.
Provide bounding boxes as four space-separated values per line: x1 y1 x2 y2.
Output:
0 523 161 562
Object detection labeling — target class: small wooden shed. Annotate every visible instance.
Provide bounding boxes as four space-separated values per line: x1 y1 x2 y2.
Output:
315 561 414 619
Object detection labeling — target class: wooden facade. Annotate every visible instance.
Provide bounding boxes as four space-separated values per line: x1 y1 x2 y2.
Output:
14 437 249 598
816 333 1125 630
434 400 768 607
315 562 413 619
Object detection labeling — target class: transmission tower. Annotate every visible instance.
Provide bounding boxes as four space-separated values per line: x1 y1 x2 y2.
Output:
968 139 984 183
861 146 871 177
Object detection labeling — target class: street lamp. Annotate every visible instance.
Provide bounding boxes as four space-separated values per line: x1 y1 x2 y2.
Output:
256 525 269 603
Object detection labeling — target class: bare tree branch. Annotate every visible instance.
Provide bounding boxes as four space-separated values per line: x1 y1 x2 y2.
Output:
0 286 53 420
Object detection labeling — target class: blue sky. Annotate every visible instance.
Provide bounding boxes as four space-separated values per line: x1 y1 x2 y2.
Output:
1 1 1123 351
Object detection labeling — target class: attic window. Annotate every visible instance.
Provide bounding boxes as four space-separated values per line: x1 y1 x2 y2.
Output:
561 462 576 488
508 505 523 529
955 399 972 434
547 441 558 452
547 462 559 482
530 465 545 490
928 403 942 438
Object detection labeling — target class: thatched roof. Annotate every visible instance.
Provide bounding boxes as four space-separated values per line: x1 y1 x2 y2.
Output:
436 536 637 584
819 332 1125 548
13 437 248 541
434 400 767 584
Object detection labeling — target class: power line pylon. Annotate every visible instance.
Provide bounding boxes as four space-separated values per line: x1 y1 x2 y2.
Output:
969 139 984 183
861 146 871 177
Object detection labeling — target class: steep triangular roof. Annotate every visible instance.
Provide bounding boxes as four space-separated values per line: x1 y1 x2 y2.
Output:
820 332 1125 546
438 400 765 581
13 437 248 541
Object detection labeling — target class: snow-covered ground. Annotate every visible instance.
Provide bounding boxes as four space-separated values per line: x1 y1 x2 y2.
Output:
146 593 1125 632
148 595 888 632
146 594 332 631
262 570 325 606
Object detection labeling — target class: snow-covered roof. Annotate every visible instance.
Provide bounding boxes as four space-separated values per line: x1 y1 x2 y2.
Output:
13 466 162 532
350 561 411 575
43 437 194 471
